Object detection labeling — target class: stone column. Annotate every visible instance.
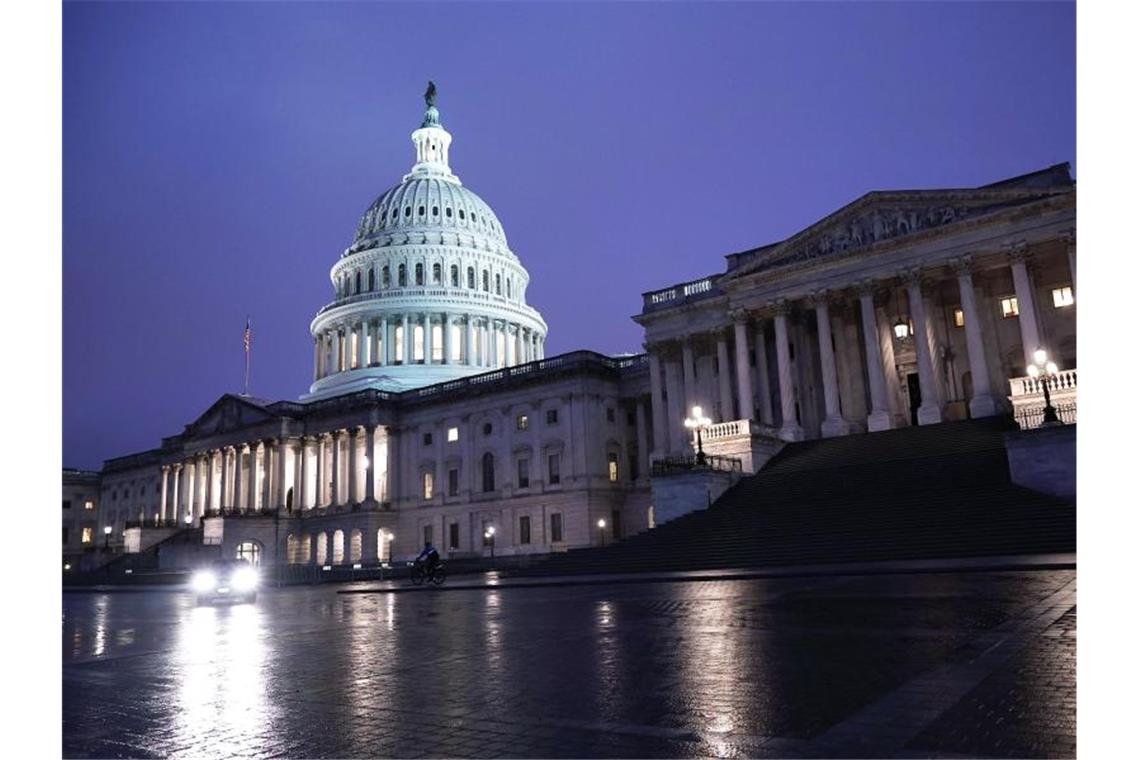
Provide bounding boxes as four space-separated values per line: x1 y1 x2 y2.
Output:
952 258 999 417
347 428 359 504
753 322 774 425
465 316 474 366
858 284 893 431
170 464 182 524
811 293 849 437
664 354 686 453
386 427 399 505
490 321 500 367
296 437 308 509
424 314 435 364
635 400 649 480
715 330 734 422
364 425 376 502
331 327 343 374
514 325 524 367
159 466 170 522
1009 246 1042 367
276 437 289 509
681 339 697 417
647 351 667 456
1065 231 1076 293
442 314 451 364
360 321 371 367
904 271 943 425
186 460 198 523
261 442 273 510
330 430 342 505
402 314 412 364
772 303 804 441
379 317 388 366
203 453 213 514
731 314 754 421
245 443 258 511
315 435 325 507
312 338 320 381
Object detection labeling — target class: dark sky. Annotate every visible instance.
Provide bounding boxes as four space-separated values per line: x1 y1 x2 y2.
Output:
63 1 1075 469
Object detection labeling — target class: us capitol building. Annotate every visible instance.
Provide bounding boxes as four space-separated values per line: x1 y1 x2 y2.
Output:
66 85 1076 570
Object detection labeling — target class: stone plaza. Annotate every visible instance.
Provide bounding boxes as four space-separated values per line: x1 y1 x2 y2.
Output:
63 568 1075 758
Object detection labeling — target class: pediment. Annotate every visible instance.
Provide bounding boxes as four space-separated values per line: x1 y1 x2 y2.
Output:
730 185 1071 279
185 394 279 438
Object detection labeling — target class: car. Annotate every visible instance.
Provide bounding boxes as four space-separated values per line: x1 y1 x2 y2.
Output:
191 559 260 604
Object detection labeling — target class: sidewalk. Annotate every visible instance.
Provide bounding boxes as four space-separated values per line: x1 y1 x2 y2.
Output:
336 552 1077 595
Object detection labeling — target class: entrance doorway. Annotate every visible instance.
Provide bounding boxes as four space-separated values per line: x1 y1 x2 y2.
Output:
906 372 921 426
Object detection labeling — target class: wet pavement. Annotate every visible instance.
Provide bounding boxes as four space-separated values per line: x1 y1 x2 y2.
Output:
62 569 1075 758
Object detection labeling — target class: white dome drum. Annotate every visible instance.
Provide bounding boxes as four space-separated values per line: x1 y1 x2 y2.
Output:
304 83 548 400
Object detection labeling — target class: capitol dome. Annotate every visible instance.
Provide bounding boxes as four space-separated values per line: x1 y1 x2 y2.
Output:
304 83 548 400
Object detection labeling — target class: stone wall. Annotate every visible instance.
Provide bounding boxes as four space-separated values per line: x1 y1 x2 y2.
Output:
1005 424 1076 499
650 469 739 527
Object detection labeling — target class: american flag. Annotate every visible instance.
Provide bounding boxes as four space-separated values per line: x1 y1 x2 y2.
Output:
243 317 252 354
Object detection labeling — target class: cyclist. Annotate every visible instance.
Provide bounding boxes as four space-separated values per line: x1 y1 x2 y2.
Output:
415 541 441 578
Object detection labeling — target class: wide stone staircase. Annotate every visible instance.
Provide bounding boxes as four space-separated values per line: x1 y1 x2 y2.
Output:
520 417 1074 576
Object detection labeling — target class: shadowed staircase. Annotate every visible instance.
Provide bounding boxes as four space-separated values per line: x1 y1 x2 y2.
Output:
520 417 1074 576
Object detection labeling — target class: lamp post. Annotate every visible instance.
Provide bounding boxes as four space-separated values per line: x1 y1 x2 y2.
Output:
103 525 111 549
1026 348 1062 426
484 525 496 562
597 518 607 547
683 405 713 465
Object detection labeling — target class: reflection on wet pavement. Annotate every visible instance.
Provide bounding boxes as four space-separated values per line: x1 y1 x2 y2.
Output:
63 570 1075 758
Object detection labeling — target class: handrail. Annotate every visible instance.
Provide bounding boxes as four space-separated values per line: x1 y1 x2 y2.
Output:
642 275 723 312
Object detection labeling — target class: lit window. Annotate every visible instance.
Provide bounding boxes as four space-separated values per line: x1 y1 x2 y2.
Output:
953 308 965 327
1052 286 1074 308
85 500 94 510
422 472 434 500
413 325 425 361
1000 296 1019 317
517 414 529 431
608 453 619 482
81 527 93 544
447 427 459 442
432 325 443 362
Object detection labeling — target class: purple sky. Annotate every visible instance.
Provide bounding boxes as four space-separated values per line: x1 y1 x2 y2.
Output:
63 1 1075 469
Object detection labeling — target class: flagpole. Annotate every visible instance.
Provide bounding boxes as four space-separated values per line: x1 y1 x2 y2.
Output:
243 316 252 396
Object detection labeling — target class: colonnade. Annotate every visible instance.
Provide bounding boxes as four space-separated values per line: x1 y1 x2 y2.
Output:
158 426 393 524
313 313 544 381
646 245 1073 453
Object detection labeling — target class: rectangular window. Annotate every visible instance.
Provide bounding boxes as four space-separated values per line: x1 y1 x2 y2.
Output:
63 500 72 510
423 525 433 546
607 453 619 482
63 527 69 545
519 515 531 545
394 325 405 362
606 408 615 423
1000 296 1019 317
447 427 458 442
1052 286 1074 308
422 471 434 500
546 408 558 425
516 414 529 431
551 513 563 543
626 410 636 426
448 468 459 497
517 458 530 489
548 454 561 485
449 522 459 550
629 451 640 481
413 325 425 362
432 324 444 362
84 500 94 511
423 432 433 446
953 308 965 327
81 527 93 544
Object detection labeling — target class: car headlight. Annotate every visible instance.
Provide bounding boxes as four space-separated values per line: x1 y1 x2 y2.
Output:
231 567 259 592
192 571 217 593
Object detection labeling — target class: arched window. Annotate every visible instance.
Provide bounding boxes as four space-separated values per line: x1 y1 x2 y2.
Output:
467 267 475 289
332 530 345 564
377 529 392 563
398 264 407 287
382 266 390 289
355 271 361 294
432 263 442 284
415 263 424 286
482 452 495 493
368 269 375 291
495 274 502 295
316 532 328 565
450 265 459 287
236 540 261 566
506 279 512 299
459 209 466 221
482 271 490 292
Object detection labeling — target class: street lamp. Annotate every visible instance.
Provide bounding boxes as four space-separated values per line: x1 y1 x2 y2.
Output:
1026 347 1062 426
683 405 712 465
597 518 607 547
103 525 112 549
484 525 496 561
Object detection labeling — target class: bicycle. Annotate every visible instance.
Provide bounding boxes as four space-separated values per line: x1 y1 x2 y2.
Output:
408 559 447 586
